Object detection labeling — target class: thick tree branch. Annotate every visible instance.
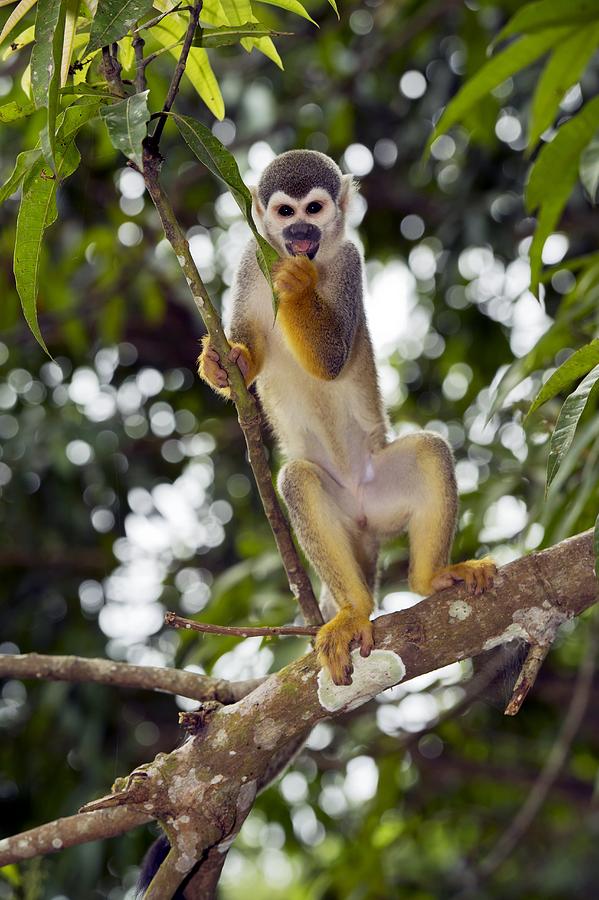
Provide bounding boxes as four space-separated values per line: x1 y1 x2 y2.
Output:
0 807 152 866
1 532 595 881
0 653 263 703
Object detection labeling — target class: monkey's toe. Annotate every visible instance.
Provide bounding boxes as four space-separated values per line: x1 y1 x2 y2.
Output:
315 610 374 686
431 558 496 596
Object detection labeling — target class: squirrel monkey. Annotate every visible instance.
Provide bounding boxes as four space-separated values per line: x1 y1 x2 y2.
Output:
199 150 496 686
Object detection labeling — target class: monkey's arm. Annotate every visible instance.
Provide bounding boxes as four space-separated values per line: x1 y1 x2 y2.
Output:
198 247 266 398
274 243 361 380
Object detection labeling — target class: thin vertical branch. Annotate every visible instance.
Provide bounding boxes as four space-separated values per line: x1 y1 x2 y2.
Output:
141 150 322 626
149 0 203 149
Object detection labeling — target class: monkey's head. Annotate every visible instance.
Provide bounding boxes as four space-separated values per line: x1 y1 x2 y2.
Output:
251 150 356 263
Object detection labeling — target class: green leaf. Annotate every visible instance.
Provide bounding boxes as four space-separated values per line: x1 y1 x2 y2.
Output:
193 23 280 48
0 0 37 46
61 0 81 86
60 83 118 100
152 20 225 120
526 94 599 292
527 25 599 150
172 112 279 291
87 0 155 53
0 98 36 122
429 27 571 149
0 148 42 203
215 0 285 65
15 148 79 354
253 0 316 25
13 100 101 352
546 364 599 489
99 91 150 168
494 0 599 45
31 0 68 171
579 131 599 203
326 0 339 17
527 339 599 417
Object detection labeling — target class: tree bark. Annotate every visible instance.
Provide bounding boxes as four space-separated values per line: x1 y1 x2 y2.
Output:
1 530 596 889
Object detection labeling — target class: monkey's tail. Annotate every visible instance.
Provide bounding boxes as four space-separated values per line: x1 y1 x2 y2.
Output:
136 834 187 899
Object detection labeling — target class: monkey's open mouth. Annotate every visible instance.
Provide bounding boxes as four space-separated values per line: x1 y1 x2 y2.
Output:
286 239 320 260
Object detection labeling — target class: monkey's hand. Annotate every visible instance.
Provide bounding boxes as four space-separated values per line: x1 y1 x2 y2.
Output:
273 256 318 304
315 607 374 686
429 557 497 596
197 336 254 397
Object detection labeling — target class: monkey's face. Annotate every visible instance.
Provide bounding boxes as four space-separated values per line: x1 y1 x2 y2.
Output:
257 188 342 261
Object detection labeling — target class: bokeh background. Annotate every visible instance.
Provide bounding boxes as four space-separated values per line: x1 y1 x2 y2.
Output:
1 1 598 898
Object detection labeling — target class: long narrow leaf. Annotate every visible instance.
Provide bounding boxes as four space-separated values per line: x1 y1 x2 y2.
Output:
0 148 41 203
87 0 155 53
13 99 102 351
194 24 281 48
494 0 599 45
172 112 279 291
0 0 37 46
579 131 599 203
99 91 150 168
253 0 316 25
31 0 67 171
527 25 599 150
0 98 36 122
60 0 80 86
546 364 599 488
526 94 599 292
152 19 225 119
527 339 599 417
594 512 599 579
429 27 571 148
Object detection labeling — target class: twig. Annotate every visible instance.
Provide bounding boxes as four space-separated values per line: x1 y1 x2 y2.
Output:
504 642 551 715
477 614 599 880
100 46 126 98
133 32 146 93
165 611 319 637
0 807 152 866
132 3 186 34
149 0 203 149
0 652 264 703
141 149 322 627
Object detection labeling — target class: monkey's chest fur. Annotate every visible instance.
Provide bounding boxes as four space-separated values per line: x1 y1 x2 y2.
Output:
255 296 387 496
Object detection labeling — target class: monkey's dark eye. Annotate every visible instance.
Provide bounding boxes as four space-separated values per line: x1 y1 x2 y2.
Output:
306 201 323 214
278 205 294 217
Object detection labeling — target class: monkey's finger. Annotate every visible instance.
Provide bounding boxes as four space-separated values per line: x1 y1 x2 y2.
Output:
205 348 221 361
358 625 374 658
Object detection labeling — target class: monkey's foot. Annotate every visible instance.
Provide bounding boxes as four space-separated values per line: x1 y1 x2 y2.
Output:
430 557 497 595
273 256 317 303
197 336 252 394
315 608 374 686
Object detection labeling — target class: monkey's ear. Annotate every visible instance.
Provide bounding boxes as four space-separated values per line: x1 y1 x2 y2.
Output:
250 186 265 224
339 174 358 213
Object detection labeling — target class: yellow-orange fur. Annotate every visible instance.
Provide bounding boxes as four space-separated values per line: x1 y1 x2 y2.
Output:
274 257 339 381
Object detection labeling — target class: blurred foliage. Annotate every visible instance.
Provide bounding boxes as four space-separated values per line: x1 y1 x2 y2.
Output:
0 1 598 898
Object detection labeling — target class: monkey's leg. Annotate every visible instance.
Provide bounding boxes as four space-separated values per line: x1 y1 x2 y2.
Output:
364 433 496 596
278 459 376 686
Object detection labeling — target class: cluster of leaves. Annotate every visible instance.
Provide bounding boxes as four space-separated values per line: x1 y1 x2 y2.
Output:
1 0 599 897
0 0 339 347
428 0 599 539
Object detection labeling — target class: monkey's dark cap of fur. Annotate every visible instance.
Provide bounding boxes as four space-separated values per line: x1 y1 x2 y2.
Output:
258 150 342 205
